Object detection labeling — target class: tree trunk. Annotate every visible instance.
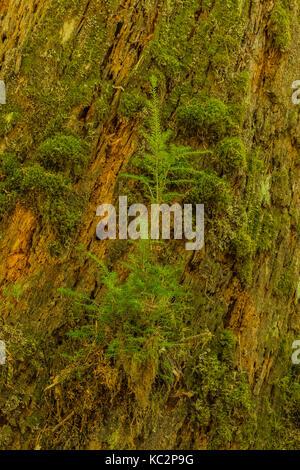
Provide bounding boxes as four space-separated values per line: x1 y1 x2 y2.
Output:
0 0 299 450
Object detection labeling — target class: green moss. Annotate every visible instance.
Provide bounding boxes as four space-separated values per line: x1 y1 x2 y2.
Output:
296 279 300 303
272 167 290 207
0 1 109 242
228 149 281 285
2 283 23 302
231 226 256 286
277 269 296 299
257 211 279 252
177 97 234 139
277 376 300 433
0 153 23 191
21 164 72 196
94 82 114 123
188 170 232 211
1 0 297 449
21 164 84 241
0 154 22 217
257 359 300 450
185 328 255 449
216 137 246 173
0 426 13 448
148 0 199 81
140 0 249 112
42 195 83 241
227 103 247 129
38 134 88 178
232 70 251 96
20 1 109 143
218 329 236 363
0 110 22 137
118 89 146 119
0 158 84 242
233 229 254 259
270 1 291 50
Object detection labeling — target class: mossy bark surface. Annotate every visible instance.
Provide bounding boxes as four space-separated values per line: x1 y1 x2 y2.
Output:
0 0 299 449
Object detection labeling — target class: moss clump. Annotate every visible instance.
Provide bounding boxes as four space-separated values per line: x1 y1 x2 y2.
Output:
21 164 83 240
177 97 234 139
216 137 246 173
21 164 72 196
118 89 146 119
270 1 291 51
38 134 88 178
0 157 83 242
42 195 83 242
188 170 232 211
0 153 23 191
